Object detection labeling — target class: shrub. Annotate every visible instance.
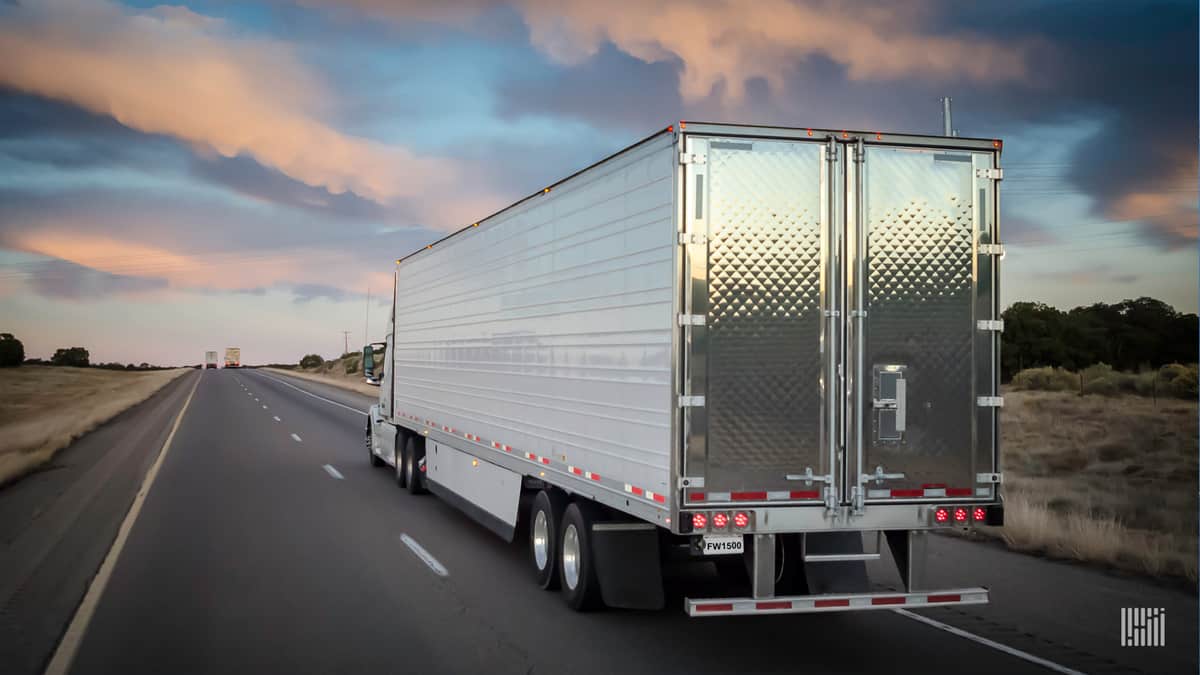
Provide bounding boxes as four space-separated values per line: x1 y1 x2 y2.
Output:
345 357 360 374
51 347 90 367
1011 366 1077 391
1165 366 1198 399
0 333 24 367
1082 376 1119 397
299 354 325 369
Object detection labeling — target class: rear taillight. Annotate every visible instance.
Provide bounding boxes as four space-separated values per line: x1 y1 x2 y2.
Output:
711 512 728 530
973 507 987 522
934 507 949 523
692 513 708 530
953 507 968 523
733 511 749 529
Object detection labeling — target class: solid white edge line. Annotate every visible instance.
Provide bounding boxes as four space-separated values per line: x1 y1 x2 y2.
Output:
291 433 302 442
254 371 367 417
894 608 1088 675
400 533 449 577
45 374 201 675
323 464 344 480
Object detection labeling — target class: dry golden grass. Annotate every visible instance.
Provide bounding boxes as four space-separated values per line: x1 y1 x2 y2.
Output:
0 366 188 486
985 388 1198 581
263 365 380 397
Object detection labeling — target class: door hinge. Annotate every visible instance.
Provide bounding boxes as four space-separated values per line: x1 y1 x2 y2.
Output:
975 167 1004 180
977 319 1005 332
679 151 707 165
678 231 708 245
678 395 706 408
678 314 706 326
978 243 1006 256
977 396 1004 408
679 476 705 489
976 472 1003 484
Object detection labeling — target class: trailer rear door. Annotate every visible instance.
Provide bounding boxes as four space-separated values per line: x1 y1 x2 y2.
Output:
849 144 1000 504
680 135 837 504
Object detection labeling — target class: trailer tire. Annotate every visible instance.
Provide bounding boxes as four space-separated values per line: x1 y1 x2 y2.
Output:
367 419 383 467
393 433 408 488
404 435 426 495
530 490 567 590
559 502 603 611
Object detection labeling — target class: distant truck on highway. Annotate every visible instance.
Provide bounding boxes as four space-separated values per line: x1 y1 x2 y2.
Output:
205 351 218 369
366 122 1005 615
224 347 241 369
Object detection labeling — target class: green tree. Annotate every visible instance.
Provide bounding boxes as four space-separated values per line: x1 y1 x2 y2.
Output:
299 354 325 369
0 333 24 367
51 347 90 367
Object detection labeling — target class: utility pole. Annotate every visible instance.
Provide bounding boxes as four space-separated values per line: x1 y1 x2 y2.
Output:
341 331 351 357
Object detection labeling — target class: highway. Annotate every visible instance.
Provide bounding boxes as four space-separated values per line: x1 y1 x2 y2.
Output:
1 368 1195 674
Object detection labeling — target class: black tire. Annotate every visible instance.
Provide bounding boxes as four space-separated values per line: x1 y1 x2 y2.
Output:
404 435 426 495
559 502 603 611
368 420 384 467
393 434 408 488
529 490 567 590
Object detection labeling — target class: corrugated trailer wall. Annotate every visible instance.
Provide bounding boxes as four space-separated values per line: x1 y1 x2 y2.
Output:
392 131 678 508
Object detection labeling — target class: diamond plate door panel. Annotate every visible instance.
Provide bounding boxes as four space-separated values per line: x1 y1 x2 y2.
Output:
858 147 979 498
703 139 828 493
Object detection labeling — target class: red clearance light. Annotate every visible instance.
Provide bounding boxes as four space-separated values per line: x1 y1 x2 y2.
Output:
679 121 687 129
953 507 968 523
692 512 708 530
993 139 1002 149
733 511 750 529
806 128 813 136
666 125 673 133
973 507 987 522
711 512 729 530
934 507 949 523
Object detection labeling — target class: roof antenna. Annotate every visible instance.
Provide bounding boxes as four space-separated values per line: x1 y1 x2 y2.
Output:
940 96 958 137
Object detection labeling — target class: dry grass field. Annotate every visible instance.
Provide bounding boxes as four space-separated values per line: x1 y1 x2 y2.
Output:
264 362 380 396
0 366 187 486
988 388 1197 582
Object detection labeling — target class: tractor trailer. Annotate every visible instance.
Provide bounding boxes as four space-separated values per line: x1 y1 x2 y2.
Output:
205 351 218 369
224 347 241 368
366 121 1005 615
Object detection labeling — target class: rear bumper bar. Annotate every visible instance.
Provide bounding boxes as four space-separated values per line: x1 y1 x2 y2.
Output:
685 587 989 617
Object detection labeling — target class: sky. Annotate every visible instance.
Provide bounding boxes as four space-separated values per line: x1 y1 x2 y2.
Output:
0 0 1196 365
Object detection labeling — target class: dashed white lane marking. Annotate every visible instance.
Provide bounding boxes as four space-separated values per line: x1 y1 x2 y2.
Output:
894 609 1087 675
262 405 268 409
323 464 344 480
273 416 281 422
253 372 367 417
400 534 448 577
291 433 302 442
45 375 201 675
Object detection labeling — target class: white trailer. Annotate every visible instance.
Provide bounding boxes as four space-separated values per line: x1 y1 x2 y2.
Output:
205 351 218 369
367 121 1005 615
224 347 241 369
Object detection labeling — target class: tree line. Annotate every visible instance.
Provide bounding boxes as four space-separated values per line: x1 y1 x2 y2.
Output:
1001 297 1197 381
0 335 169 370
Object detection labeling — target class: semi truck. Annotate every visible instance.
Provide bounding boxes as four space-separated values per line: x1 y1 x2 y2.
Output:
224 347 241 369
205 351 218 369
366 121 1005 615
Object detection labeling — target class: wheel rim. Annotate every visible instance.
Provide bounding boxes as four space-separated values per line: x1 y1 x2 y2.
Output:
562 523 580 590
533 510 550 570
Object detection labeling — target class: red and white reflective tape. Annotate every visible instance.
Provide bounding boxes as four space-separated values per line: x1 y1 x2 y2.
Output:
569 466 583 476
687 489 821 503
584 471 601 482
867 486 974 499
687 588 989 617
464 432 481 442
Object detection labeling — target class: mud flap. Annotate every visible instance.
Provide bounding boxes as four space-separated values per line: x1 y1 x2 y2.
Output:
803 532 870 594
591 523 664 610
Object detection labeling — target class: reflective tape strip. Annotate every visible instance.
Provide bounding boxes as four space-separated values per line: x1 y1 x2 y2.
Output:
923 488 947 498
625 484 645 497
540 457 550 465
585 471 600 481
569 466 583 476
731 491 767 501
646 490 666 504
707 491 731 501
790 490 820 499
946 487 974 497
766 491 790 500
525 452 538 462
688 492 706 502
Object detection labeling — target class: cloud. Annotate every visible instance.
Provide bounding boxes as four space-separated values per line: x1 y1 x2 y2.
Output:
0 0 454 205
1033 267 1141 286
18 257 168 299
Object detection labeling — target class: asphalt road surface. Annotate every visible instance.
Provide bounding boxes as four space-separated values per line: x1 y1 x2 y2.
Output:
2 368 1195 674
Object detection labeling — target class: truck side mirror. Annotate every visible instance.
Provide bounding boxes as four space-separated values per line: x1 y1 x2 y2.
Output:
362 345 375 378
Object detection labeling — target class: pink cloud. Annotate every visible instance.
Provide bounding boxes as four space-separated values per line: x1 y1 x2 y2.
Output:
0 0 454 206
